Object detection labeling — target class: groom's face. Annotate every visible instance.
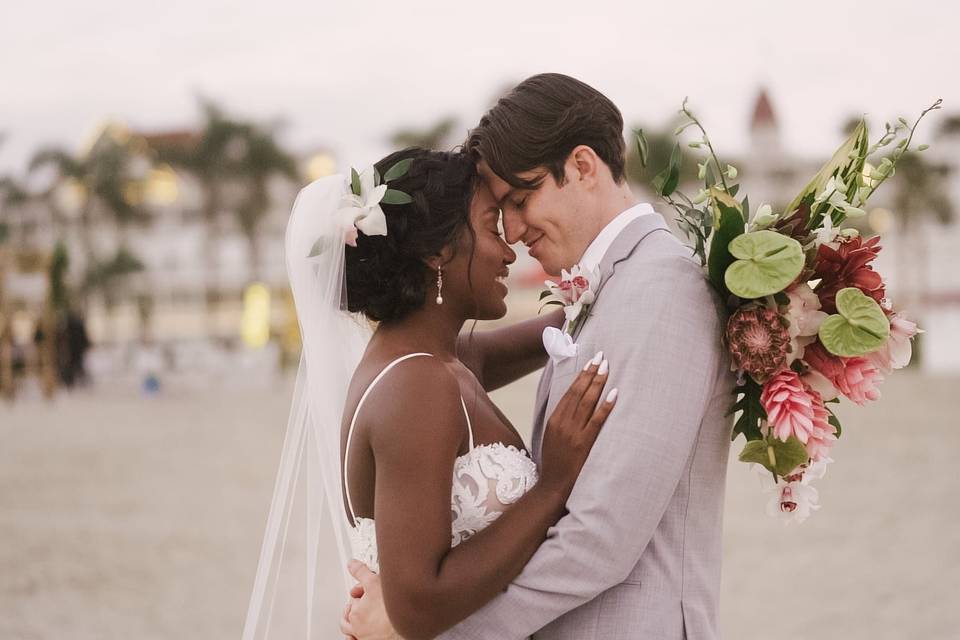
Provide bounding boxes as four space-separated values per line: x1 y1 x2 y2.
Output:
479 159 587 277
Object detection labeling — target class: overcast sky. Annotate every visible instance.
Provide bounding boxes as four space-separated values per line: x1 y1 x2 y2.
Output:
1 0 954 174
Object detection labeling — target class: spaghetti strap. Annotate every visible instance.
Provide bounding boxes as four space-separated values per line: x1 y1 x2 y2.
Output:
343 352 477 525
459 396 474 450
343 353 432 524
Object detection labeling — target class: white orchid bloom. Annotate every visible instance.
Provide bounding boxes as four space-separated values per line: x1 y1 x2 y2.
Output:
337 167 388 245
784 284 829 363
814 175 865 219
751 203 778 231
765 480 821 525
812 213 837 248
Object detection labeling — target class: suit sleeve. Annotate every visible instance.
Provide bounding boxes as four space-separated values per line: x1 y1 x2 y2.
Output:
439 258 724 639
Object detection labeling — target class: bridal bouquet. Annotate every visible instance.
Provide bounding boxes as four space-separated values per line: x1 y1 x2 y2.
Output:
639 98 942 522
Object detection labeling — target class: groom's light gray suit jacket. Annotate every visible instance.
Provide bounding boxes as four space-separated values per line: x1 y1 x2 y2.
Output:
440 213 734 640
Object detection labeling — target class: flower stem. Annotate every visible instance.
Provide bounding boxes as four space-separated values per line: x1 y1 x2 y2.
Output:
681 99 730 193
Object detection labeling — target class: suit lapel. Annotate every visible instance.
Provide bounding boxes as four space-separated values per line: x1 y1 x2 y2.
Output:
532 213 671 460
569 213 671 343
530 360 554 463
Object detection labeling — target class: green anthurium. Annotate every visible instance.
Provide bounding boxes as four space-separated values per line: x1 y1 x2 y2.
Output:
818 287 890 357
723 230 805 299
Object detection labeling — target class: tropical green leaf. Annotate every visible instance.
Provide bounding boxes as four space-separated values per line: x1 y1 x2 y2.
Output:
818 287 890 356
724 230 805 299
634 129 649 169
654 143 682 197
539 289 556 301
381 189 413 205
383 158 413 183
350 168 361 196
707 188 745 296
730 377 766 442
783 120 868 219
827 410 843 439
739 436 809 476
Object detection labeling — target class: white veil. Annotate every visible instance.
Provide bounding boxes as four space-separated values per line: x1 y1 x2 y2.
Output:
242 175 372 639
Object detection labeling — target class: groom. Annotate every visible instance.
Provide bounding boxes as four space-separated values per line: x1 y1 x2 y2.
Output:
345 73 733 640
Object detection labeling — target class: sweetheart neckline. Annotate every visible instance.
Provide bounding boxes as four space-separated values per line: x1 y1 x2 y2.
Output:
350 442 535 526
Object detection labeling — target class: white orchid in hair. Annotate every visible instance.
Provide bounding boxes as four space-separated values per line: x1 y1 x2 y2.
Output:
310 160 413 257
338 167 388 247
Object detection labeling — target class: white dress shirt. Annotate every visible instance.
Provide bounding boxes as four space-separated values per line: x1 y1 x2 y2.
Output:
577 202 656 271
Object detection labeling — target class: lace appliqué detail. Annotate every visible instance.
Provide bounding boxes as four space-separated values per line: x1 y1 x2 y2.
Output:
348 443 538 571
349 517 379 573
450 443 539 547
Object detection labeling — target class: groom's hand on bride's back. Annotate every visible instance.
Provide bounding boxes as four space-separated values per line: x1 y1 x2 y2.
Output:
341 559 400 640
540 352 618 500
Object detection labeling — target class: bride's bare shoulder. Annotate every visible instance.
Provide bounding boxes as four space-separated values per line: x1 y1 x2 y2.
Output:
351 354 467 453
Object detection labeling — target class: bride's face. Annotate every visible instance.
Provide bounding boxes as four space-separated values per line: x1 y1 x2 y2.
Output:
443 183 516 320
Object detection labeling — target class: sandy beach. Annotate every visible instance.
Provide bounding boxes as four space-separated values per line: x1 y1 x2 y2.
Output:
1 370 957 639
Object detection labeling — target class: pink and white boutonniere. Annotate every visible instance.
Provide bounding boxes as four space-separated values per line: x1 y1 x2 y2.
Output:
541 264 600 336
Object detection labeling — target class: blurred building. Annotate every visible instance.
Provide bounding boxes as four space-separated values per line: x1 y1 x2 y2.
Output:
3 96 960 372
4 123 340 351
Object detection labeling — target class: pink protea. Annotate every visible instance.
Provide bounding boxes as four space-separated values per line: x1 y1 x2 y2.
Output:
726 306 791 382
803 341 883 406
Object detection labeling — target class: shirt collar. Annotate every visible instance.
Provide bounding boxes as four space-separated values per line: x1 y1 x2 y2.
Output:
577 202 655 271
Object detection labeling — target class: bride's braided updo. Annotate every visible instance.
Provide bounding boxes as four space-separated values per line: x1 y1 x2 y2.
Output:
344 148 478 322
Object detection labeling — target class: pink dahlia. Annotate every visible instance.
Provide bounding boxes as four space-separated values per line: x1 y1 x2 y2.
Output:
803 341 883 406
761 370 836 461
727 306 791 382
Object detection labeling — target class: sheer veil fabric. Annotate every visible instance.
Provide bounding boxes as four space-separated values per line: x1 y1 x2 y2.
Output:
242 175 370 639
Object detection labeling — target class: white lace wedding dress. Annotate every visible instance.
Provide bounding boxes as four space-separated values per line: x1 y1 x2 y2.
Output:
344 353 540 572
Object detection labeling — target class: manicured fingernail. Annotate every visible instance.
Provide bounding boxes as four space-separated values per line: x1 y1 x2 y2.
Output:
583 359 592 371
591 351 604 365
597 359 609 375
605 388 619 403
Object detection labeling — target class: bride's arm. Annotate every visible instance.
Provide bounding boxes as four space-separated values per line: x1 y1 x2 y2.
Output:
365 357 610 640
457 307 564 391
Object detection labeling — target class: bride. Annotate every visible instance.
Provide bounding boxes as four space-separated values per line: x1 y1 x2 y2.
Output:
243 148 617 640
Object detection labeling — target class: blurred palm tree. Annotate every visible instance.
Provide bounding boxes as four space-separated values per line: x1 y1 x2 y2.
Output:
30 128 153 315
229 121 298 282
940 115 960 135
151 101 241 320
0 164 12 399
29 148 97 269
886 152 954 314
153 100 297 297
390 116 458 150
0 176 27 243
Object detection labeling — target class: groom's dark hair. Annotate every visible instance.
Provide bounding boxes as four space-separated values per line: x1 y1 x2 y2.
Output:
467 73 626 189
